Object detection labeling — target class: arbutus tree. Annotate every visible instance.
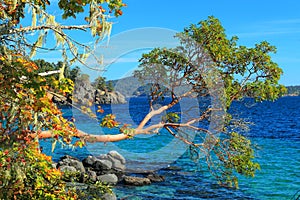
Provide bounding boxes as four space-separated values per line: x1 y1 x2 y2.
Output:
133 16 287 188
67 16 285 188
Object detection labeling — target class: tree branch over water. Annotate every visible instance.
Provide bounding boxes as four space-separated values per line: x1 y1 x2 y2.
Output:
30 17 287 189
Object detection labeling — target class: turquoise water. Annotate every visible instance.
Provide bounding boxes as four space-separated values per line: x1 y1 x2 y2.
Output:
245 138 300 200
42 96 300 199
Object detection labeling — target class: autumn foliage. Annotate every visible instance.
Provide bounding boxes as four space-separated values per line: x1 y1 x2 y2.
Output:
0 0 125 199
0 52 79 199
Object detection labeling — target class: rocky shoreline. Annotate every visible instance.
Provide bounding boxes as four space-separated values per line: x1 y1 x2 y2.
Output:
52 78 126 107
94 89 126 105
55 151 165 199
73 78 126 106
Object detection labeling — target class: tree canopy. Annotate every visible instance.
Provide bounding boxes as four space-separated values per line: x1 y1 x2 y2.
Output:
134 16 286 187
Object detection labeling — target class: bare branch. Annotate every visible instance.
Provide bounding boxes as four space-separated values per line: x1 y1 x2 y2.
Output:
8 25 91 35
165 126 201 147
38 70 61 76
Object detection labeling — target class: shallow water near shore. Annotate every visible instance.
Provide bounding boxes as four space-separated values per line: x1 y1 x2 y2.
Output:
41 96 300 199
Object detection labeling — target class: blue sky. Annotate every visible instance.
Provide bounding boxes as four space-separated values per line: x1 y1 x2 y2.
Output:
37 0 300 85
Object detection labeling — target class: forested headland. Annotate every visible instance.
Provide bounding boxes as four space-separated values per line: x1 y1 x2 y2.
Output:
286 85 300 96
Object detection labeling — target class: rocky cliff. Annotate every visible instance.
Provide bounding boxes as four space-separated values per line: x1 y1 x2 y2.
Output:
73 79 126 105
94 89 126 104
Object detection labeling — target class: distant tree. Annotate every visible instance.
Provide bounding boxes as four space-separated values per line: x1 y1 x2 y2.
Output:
78 73 91 83
107 80 115 92
68 66 81 82
94 76 107 91
34 59 82 82
34 59 56 72
34 59 62 79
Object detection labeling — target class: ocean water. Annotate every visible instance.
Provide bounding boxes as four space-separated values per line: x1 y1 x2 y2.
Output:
42 96 300 200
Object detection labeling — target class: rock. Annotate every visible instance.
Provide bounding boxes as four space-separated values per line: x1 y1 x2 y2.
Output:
97 174 118 185
108 150 126 164
73 78 126 105
97 154 109 160
58 155 86 174
123 176 151 186
86 170 97 183
147 173 165 182
71 161 86 174
82 156 97 168
56 151 126 185
93 159 112 172
101 192 117 200
109 157 126 171
60 165 77 173
97 152 126 172
73 79 95 106
163 165 182 171
95 90 126 104
113 91 126 104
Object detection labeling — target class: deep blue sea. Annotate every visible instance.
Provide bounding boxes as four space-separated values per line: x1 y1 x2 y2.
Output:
41 96 300 200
